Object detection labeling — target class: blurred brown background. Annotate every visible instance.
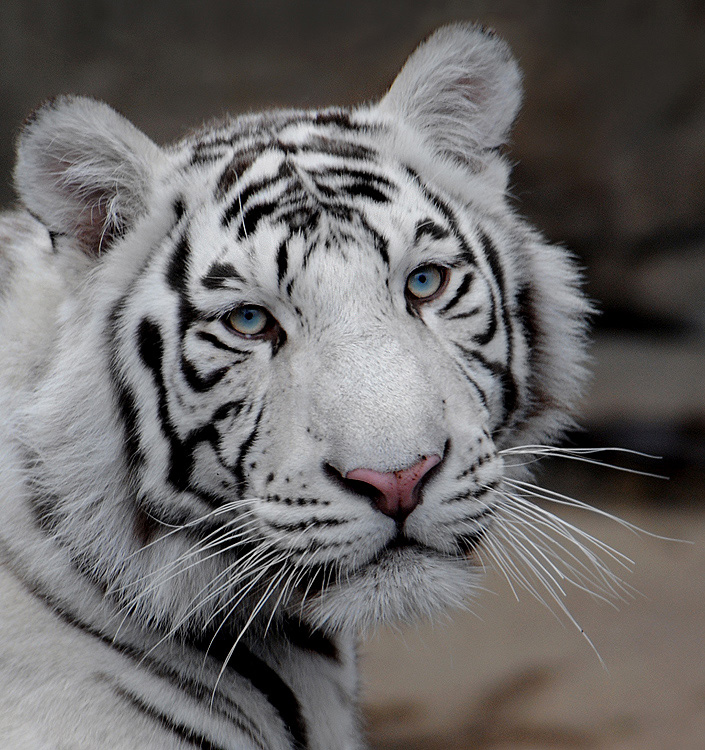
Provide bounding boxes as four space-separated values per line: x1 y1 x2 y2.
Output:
1 1 703 748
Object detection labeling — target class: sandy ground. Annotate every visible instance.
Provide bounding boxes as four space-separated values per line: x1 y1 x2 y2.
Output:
360 474 705 750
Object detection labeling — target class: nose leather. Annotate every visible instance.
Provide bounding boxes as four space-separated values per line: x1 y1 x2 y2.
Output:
346 454 441 521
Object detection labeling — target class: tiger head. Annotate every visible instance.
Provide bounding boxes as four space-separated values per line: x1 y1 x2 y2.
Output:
14 24 589 637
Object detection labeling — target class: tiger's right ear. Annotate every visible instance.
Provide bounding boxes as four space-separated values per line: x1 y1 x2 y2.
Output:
14 95 168 257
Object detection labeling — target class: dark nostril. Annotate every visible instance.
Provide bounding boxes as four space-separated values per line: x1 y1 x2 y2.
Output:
345 454 442 522
323 463 385 504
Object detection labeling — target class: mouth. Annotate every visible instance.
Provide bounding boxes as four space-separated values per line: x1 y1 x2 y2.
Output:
369 525 485 566
292 523 488 602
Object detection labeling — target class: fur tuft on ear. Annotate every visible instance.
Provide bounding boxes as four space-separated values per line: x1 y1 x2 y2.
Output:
379 23 522 164
14 95 166 257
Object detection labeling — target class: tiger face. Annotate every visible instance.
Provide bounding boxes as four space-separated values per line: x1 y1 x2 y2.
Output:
13 25 589 637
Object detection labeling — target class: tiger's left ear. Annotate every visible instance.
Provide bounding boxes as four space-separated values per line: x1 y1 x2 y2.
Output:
378 23 522 162
14 95 168 257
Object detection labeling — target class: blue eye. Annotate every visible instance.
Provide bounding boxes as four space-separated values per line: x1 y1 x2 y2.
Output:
225 305 271 337
406 265 446 301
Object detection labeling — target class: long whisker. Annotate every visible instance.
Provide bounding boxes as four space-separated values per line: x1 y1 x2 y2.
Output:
120 497 260 562
499 445 668 479
482 514 606 665
493 494 633 604
209 555 297 703
503 477 685 543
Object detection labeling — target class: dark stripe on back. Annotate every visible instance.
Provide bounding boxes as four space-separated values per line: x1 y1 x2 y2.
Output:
313 110 359 130
344 181 389 204
297 137 376 161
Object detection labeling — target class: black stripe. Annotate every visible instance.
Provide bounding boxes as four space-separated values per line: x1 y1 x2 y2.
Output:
28 487 61 534
277 240 289 285
266 516 350 532
449 344 491 411
313 109 359 130
202 261 244 290
112 375 145 469
190 147 230 166
137 318 195 492
297 137 376 161
197 632 310 750
222 173 287 227
180 354 229 392
471 297 498 346
414 218 450 243
358 215 389 266
477 229 518 428
108 300 146 472
113 686 232 750
216 149 259 197
173 197 186 223
237 200 281 239
516 280 539 359
282 617 340 662
231 408 263 497
196 330 252 356
515 279 548 421
439 271 474 316
345 181 389 203
314 167 392 191
165 232 191 292
446 305 482 321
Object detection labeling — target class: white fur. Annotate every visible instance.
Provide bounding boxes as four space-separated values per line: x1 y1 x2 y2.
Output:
0 24 595 749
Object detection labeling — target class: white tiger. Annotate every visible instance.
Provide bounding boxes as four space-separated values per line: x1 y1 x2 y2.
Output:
0 23 602 749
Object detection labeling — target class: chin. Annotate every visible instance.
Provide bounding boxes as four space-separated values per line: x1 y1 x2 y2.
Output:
299 545 482 636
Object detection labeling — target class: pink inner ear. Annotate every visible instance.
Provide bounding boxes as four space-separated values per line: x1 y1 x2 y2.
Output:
74 191 117 257
455 75 487 101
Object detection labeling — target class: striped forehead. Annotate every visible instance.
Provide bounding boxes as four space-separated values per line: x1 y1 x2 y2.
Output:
175 117 468 304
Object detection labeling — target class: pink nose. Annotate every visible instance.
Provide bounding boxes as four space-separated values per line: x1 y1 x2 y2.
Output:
346 454 441 522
